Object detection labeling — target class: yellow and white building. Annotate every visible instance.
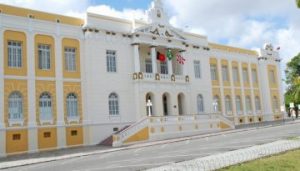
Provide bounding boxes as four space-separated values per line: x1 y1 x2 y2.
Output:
0 0 283 156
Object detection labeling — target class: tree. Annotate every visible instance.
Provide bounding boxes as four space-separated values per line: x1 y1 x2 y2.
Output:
297 0 300 8
285 53 300 105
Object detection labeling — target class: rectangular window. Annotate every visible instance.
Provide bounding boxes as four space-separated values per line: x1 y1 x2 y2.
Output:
65 47 76 72
145 60 152 73
210 64 217 81
71 130 78 136
106 50 117 72
243 68 249 83
43 132 51 138
232 67 239 82
160 61 168 74
222 66 229 81
252 69 258 83
12 134 21 140
38 44 51 70
269 70 276 83
8 41 22 68
194 61 201 79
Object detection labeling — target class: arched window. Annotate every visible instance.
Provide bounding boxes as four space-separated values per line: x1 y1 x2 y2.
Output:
197 94 204 113
213 95 221 112
66 93 78 117
236 96 242 114
8 92 23 120
255 96 261 112
273 96 279 112
246 96 252 113
225 95 232 114
39 92 52 120
109 93 119 115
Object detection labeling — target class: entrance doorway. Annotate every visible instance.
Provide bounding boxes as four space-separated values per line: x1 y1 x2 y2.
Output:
162 93 171 116
178 93 185 115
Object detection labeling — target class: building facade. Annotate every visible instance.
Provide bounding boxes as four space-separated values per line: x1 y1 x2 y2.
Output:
0 0 283 156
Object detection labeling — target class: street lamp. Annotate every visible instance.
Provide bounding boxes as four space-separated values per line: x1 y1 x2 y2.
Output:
146 99 153 117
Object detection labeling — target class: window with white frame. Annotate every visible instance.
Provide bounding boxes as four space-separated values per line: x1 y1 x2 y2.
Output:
255 96 261 112
272 96 279 112
252 69 258 83
232 67 239 82
197 94 204 113
269 70 276 84
213 95 221 112
222 66 229 81
106 50 117 72
243 68 249 83
39 92 52 121
194 61 201 79
145 59 152 73
8 92 23 120
210 64 218 81
38 44 51 70
66 93 78 118
225 95 232 113
109 93 119 115
65 47 76 72
8 41 22 68
236 96 242 114
160 61 168 74
246 96 252 113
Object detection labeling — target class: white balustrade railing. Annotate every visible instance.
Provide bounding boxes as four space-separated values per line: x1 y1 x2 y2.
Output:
143 73 155 80
160 74 170 80
175 75 185 81
113 117 149 146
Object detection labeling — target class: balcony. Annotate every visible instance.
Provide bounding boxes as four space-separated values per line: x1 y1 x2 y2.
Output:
133 72 189 84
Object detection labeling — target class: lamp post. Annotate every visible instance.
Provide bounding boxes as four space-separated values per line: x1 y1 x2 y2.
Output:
146 99 153 117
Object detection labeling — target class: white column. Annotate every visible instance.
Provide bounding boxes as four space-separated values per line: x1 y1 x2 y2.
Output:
248 63 256 115
167 59 173 75
150 46 157 74
133 44 140 73
0 26 6 157
27 32 38 153
217 59 225 115
228 61 236 116
0 28 4 128
239 62 247 116
55 36 66 148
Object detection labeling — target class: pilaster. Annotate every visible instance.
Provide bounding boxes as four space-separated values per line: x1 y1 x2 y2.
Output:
239 62 247 116
151 47 157 74
133 44 140 72
217 59 225 115
248 63 256 115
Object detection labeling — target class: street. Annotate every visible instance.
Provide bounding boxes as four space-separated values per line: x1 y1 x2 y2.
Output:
4 122 300 171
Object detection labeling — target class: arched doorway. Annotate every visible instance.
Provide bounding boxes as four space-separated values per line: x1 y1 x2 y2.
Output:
178 93 186 115
146 92 155 116
162 93 171 116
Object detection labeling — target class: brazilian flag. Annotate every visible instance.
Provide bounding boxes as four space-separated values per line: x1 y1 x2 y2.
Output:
166 49 174 60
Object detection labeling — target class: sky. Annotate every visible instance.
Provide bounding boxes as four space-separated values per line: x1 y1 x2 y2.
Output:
0 0 299 88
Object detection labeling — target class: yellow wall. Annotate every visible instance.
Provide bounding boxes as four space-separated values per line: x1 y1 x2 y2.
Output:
251 64 259 87
242 63 250 87
4 30 27 76
209 43 258 56
235 89 243 111
4 79 28 127
124 127 149 143
62 38 81 79
0 4 84 26
35 34 55 77
232 61 240 87
6 129 28 154
35 81 57 125
63 82 82 124
66 127 83 146
38 127 57 150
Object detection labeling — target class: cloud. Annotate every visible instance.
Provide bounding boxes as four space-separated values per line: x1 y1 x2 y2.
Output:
87 5 147 21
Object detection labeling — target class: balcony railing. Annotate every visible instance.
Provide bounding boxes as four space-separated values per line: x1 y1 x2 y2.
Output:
133 72 189 83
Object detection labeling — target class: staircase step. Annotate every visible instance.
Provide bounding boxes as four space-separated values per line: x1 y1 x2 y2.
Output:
99 125 130 146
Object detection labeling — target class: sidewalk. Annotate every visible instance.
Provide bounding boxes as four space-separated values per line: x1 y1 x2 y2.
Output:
1 119 299 169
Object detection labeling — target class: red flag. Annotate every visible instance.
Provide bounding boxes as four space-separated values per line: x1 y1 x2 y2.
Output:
157 52 166 62
176 54 186 65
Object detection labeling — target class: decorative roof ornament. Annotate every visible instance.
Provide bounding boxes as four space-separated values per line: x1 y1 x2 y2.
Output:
147 0 169 25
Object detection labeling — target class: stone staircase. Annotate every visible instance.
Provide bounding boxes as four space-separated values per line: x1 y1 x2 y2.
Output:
111 114 235 147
